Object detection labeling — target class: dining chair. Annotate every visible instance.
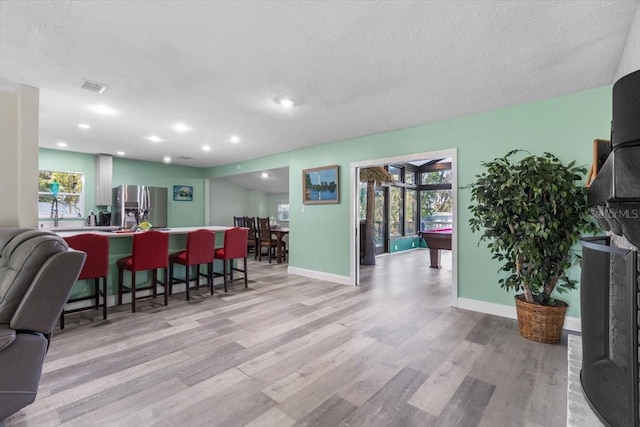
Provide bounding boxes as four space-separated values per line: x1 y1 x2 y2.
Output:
245 216 258 256
257 217 286 263
168 229 216 299
213 227 248 292
233 216 247 227
60 233 109 329
117 230 169 313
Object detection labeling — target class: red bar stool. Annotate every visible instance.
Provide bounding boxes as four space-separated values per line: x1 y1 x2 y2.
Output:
214 227 248 292
168 229 216 299
117 230 169 313
61 233 109 329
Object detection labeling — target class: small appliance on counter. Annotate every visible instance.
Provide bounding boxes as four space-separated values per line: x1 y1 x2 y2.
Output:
85 211 97 227
98 211 112 226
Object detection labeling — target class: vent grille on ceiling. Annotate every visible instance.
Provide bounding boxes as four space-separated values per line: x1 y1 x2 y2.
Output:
177 156 192 160
81 80 107 94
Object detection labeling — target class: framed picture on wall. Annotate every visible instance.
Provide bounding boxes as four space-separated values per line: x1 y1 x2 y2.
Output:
173 185 193 201
303 165 339 204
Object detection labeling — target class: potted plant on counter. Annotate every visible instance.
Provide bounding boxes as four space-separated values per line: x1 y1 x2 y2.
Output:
466 150 598 343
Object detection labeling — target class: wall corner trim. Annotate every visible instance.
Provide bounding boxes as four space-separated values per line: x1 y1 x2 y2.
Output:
287 266 351 286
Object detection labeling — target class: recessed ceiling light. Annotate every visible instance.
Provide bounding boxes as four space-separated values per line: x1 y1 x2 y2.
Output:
89 104 117 115
148 135 163 143
57 141 68 147
172 122 191 132
261 172 269 178
163 156 171 163
202 145 211 151
117 151 125 156
230 135 240 143
278 98 295 108
78 123 90 129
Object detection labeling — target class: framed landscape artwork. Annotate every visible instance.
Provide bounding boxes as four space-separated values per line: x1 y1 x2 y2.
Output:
303 165 339 204
173 185 193 201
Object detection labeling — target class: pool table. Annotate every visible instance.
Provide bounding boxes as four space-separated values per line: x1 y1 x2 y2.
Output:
421 228 452 268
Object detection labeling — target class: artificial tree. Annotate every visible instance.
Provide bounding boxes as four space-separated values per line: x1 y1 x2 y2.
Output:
467 150 598 306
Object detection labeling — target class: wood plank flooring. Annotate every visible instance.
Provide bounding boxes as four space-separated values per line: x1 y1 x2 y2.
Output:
4 250 569 426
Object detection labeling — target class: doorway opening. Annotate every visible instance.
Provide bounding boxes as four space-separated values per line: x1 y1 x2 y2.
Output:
350 148 458 306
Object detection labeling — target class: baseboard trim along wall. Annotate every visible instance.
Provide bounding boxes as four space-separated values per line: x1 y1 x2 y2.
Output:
457 297 581 333
287 266 352 286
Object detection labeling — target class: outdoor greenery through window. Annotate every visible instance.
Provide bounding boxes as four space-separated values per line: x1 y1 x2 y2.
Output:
389 165 402 182
420 168 452 231
277 203 290 222
405 189 417 234
374 186 385 249
389 186 402 237
420 189 452 230
421 169 452 185
405 170 416 185
358 183 367 220
359 160 452 252
38 170 84 219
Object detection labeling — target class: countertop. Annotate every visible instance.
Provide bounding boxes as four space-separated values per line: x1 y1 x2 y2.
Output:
54 226 233 238
50 226 120 232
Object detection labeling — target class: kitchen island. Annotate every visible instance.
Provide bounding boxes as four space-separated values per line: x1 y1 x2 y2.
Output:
53 226 235 307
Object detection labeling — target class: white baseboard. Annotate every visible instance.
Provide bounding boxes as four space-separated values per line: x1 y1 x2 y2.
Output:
287 266 352 286
456 297 581 333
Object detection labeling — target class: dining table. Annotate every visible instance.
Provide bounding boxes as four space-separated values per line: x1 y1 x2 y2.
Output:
270 227 289 263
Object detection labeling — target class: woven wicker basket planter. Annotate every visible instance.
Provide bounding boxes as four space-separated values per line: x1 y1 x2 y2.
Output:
514 295 568 344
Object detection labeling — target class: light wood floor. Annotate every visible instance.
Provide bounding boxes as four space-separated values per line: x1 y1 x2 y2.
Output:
4 250 569 427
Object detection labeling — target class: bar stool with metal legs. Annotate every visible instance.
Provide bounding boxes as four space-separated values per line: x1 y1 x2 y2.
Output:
168 229 216 299
60 233 109 329
213 227 248 292
117 230 169 313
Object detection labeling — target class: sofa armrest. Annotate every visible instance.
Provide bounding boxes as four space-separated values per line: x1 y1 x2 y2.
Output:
0 325 16 351
11 250 85 335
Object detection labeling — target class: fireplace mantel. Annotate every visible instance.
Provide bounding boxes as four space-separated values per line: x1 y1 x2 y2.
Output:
588 69 640 247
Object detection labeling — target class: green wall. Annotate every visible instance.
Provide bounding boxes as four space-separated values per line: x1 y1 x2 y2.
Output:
208 86 613 318
390 236 421 253
249 190 270 218
112 158 206 227
209 178 250 226
39 149 207 227
39 86 613 318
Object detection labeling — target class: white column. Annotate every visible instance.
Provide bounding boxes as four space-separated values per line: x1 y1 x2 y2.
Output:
0 84 39 228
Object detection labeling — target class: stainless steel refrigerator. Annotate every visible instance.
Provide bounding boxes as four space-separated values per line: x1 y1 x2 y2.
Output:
111 185 168 228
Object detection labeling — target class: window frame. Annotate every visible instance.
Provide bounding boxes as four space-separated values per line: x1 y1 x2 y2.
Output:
277 202 290 222
38 170 85 219
418 161 452 231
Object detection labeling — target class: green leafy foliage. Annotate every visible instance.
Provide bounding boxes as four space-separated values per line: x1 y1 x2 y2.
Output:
466 150 598 305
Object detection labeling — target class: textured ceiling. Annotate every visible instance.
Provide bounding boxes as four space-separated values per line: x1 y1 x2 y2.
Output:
1 0 638 176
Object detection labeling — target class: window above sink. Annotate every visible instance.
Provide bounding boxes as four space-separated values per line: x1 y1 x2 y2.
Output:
38 170 85 219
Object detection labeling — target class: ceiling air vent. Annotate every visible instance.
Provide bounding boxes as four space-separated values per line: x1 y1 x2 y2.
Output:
81 80 107 94
177 156 192 161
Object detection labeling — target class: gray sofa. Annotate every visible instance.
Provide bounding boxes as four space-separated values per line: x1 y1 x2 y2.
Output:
0 228 85 422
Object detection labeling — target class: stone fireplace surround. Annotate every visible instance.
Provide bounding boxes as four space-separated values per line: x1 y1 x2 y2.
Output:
583 69 640 427
578 234 638 426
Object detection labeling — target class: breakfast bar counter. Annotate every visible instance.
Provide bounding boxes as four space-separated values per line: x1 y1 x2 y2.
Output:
53 226 234 303
54 225 233 238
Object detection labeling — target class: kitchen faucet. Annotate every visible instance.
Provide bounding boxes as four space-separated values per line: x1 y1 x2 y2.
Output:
51 199 59 227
